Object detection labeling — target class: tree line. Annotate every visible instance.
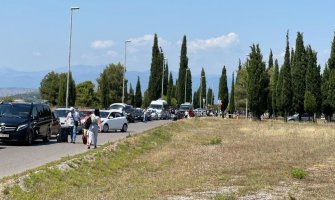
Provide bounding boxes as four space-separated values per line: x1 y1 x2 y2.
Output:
39 31 335 122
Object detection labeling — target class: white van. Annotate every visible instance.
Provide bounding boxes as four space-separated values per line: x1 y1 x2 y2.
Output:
148 99 168 119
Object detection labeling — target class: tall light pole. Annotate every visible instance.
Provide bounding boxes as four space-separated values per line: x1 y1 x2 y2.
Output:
184 68 190 103
161 58 166 98
66 6 80 108
122 40 131 104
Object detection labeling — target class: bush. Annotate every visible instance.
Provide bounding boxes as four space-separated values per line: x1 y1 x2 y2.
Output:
291 168 307 179
209 137 222 145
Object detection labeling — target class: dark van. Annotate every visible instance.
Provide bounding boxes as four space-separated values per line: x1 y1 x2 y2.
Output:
0 102 52 145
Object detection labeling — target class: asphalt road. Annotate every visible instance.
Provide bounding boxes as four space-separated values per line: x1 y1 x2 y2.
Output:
0 120 170 179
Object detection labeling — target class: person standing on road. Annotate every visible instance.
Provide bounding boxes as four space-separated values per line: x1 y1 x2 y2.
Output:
87 109 100 149
66 107 80 143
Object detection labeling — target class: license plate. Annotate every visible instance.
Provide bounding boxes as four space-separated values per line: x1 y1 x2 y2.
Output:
0 133 9 138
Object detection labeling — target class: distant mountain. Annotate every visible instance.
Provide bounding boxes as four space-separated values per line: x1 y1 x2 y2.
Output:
0 88 38 97
0 65 231 102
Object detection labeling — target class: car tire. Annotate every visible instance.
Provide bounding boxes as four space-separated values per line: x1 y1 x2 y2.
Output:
25 131 33 145
121 124 127 132
103 124 109 133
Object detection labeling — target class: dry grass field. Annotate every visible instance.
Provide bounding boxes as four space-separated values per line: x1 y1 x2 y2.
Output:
2 117 335 199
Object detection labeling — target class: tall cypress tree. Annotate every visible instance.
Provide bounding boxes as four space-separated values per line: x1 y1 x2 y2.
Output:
134 76 142 108
177 35 189 104
128 83 134 106
200 68 207 108
304 45 321 121
267 50 274 117
148 34 162 102
163 61 169 96
281 32 293 121
193 91 199 108
292 32 307 119
186 69 192 102
271 59 279 117
218 66 229 115
167 72 173 105
247 44 268 119
268 49 274 69
228 72 235 116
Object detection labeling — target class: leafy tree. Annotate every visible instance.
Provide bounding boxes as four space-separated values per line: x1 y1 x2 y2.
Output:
247 44 268 119
75 81 95 108
271 59 279 117
57 73 67 107
39 71 59 106
228 72 235 116
280 32 293 121
134 76 142 108
148 34 163 102
218 66 229 114
97 63 125 107
98 70 110 109
292 32 307 119
177 35 189 104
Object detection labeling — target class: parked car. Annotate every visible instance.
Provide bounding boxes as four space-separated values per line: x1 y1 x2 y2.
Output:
133 109 144 122
99 109 128 132
124 106 135 123
179 103 195 118
51 111 61 137
0 102 52 145
54 107 82 134
288 113 311 121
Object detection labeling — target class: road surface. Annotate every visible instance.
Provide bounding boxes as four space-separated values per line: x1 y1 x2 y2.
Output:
0 120 170 179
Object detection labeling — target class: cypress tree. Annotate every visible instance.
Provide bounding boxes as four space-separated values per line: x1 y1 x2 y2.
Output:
186 69 192 103
163 61 169 96
321 66 332 120
268 49 273 69
193 91 199 108
267 50 274 117
292 32 307 119
246 44 268 119
271 59 279 117
129 83 134 106
134 76 142 108
167 72 173 105
148 34 162 101
177 35 189 104
218 66 229 115
281 32 293 121
99 70 110 109
228 72 235 116
200 68 207 108
206 88 213 107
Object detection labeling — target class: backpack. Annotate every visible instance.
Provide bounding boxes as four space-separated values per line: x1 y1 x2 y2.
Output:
84 116 92 129
90 114 98 125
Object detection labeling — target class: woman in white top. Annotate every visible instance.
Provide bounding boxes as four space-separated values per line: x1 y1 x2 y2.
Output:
87 109 100 149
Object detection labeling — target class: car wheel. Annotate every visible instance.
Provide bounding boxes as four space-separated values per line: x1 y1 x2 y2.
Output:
25 131 33 145
103 124 109 132
121 124 128 132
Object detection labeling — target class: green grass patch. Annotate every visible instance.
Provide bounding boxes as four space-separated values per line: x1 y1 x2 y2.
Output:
290 168 307 179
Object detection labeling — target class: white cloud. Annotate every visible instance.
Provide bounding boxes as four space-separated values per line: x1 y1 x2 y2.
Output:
189 33 239 52
32 51 41 56
91 40 114 49
128 34 169 46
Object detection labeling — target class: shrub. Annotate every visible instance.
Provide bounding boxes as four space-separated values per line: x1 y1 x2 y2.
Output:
291 168 307 179
209 137 222 145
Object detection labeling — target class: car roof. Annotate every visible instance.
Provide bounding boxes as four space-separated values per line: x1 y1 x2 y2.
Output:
100 109 123 113
55 107 72 110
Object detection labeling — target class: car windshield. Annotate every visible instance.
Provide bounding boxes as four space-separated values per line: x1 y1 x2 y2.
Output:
180 105 192 110
149 104 162 109
0 104 31 118
100 111 110 118
54 110 70 118
110 105 124 110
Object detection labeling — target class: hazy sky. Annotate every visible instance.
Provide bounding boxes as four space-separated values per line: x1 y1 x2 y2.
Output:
1 0 335 76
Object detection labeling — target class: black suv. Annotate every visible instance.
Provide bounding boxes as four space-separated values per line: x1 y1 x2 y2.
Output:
0 102 52 145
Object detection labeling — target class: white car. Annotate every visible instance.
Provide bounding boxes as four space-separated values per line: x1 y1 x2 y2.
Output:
100 109 128 132
54 107 72 127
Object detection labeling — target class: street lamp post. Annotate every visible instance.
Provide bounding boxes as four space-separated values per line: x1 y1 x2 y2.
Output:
122 40 131 104
184 68 190 103
66 6 79 108
161 58 166 98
